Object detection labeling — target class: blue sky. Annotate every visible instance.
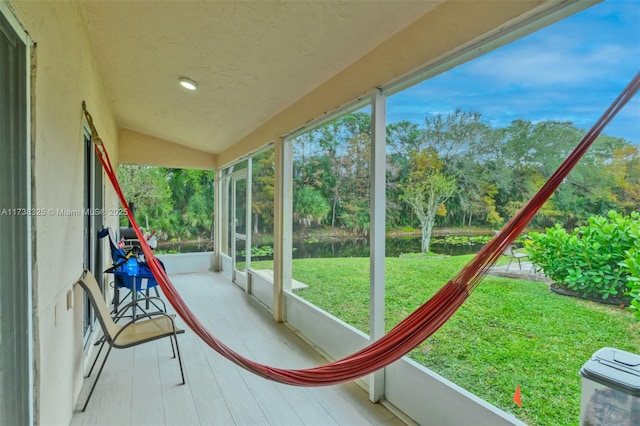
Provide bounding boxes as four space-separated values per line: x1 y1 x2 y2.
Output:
387 0 640 145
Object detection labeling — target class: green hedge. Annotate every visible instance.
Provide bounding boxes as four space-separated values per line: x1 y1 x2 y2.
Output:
622 248 640 320
527 211 640 302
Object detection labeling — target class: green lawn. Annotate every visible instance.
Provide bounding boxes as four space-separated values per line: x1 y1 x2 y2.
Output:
253 255 640 426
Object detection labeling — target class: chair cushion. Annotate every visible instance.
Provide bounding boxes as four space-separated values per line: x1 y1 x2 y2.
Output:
113 316 184 348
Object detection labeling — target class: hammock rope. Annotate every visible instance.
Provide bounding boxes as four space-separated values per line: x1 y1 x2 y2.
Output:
82 71 639 386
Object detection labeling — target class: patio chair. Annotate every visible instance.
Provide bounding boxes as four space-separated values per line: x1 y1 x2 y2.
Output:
504 245 530 272
76 269 185 411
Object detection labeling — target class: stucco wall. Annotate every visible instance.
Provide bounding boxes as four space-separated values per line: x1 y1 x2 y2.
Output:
119 128 216 169
9 2 119 424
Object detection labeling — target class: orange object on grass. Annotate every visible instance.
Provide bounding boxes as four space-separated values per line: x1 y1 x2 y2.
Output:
513 384 522 408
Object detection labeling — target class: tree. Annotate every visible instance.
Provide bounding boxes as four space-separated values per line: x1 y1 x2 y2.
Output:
118 165 214 241
423 109 497 227
251 150 275 234
291 112 372 236
335 113 371 236
293 187 330 234
399 150 456 253
118 164 174 234
424 108 488 161
166 169 214 240
315 122 343 228
595 139 640 214
387 121 425 228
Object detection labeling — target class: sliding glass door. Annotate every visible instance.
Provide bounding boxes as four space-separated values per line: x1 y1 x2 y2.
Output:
0 6 31 425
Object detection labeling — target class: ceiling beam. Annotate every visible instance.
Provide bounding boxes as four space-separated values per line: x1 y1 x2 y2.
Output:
119 128 216 169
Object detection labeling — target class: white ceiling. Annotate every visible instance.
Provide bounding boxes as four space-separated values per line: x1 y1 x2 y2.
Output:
80 1 441 155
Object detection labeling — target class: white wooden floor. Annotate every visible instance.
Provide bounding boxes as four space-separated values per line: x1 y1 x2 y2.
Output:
71 272 406 426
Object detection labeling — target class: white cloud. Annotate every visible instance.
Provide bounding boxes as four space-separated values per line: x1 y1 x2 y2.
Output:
386 0 640 145
466 41 633 89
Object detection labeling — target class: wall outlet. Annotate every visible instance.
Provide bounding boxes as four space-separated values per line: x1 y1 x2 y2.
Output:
66 289 73 310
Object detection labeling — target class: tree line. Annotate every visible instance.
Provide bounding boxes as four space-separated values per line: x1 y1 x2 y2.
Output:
118 166 214 242
120 109 639 248
290 109 639 247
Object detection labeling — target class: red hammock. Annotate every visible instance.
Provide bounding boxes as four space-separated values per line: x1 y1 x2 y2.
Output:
83 71 639 386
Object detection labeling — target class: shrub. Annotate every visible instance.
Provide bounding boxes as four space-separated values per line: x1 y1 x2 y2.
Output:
527 211 640 301
621 249 640 320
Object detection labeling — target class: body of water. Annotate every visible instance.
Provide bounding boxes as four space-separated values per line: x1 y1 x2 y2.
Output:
291 236 483 259
159 235 486 258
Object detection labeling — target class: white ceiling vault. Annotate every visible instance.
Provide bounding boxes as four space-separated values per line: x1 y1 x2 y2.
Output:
79 0 593 165
81 1 440 156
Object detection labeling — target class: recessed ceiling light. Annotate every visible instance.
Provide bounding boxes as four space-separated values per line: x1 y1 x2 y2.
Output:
179 77 198 91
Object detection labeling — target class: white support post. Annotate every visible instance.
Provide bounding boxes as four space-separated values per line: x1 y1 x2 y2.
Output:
283 140 293 296
213 168 222 271
369 88 387 402
246 158 253 280
273 137 293 322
